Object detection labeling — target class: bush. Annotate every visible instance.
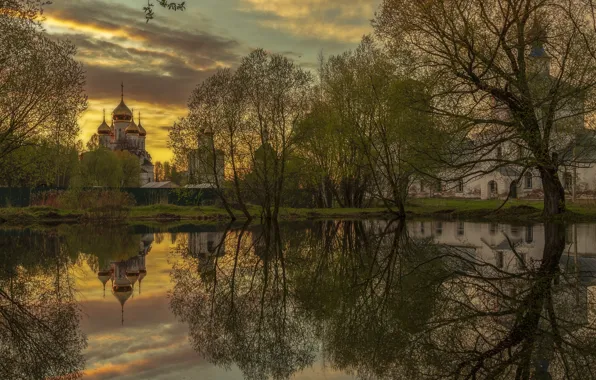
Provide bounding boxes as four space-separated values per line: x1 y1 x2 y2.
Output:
32 189 135 220
31 190 63 207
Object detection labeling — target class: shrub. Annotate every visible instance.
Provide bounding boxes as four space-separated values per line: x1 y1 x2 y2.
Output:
32 188 135 220
31 190 63 207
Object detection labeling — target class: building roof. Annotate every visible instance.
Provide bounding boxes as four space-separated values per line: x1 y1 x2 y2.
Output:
125 113 140 135
141 181 179 189
113 99 132 118
138 111 146 137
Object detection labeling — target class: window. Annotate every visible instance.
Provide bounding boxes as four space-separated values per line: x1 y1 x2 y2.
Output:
488 181 497 196
420 181 425 192
564 172 573 191
435 180 442 192
435 222 443 236
566 226 573 244
457 180 464 193
496 145 503 159
457 222 465 236
525 225 534 243
490 223 498 235
511 226 520 236
420 222 425 234
524 172 533 189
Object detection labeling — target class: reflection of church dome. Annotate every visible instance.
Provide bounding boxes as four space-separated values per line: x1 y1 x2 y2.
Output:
112 285 133 305
98 270 112 297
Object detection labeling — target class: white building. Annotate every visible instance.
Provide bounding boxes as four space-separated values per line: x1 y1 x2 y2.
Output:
409 30 596 201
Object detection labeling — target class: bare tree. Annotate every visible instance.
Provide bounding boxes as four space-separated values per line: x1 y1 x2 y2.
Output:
375 0 596 216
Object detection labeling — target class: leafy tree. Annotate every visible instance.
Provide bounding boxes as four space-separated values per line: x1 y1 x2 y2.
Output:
143 0 186 22
78 148 123 188
86 134 99 152
115 151 140 187
154 161 163 182
0 1 86 173
163 161 171 181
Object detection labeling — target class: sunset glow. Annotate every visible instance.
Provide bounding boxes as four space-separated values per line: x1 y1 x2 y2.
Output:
42 0 377 162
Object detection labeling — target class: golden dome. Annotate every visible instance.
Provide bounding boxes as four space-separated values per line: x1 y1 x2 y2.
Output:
113 83 132 121
138 112 147 137
125 113 140 135
97 110 111 135
113 100 132 121
98 121 110 135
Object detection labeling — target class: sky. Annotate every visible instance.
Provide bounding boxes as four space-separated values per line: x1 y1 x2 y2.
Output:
42 0 380 162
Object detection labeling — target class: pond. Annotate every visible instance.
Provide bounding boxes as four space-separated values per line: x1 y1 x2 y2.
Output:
1 220 596 379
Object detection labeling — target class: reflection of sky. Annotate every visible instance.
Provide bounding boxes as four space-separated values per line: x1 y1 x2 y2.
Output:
41 0 380 162
75 233 354 379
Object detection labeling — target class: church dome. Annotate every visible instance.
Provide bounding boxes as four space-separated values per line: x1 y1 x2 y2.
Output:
97 110 111 135
125 114 140 135
98 120 110 135
113 83 132 121
138 115 147 137
113 100 132 121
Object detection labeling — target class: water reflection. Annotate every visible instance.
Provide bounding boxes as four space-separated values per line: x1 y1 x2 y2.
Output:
2 221 596 379
170 220 596 379
0 229 86 379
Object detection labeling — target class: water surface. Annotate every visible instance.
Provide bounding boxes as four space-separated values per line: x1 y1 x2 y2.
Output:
1 220 595 379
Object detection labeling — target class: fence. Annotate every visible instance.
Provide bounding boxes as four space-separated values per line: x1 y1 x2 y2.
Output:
0 187 221 208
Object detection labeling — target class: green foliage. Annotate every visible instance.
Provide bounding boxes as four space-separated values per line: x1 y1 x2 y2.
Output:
115 151 141 187
170 188 204 206
78 148 141 188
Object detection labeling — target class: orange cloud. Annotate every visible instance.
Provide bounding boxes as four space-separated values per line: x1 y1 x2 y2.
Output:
240 0 377 42
44 15 143 41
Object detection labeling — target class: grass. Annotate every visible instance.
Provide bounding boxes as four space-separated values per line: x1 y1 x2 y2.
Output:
3 198 596 226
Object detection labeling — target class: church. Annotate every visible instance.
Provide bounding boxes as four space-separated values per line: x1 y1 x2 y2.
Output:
96 85 155 186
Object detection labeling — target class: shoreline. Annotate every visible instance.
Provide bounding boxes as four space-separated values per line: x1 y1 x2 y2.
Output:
1 199 595 226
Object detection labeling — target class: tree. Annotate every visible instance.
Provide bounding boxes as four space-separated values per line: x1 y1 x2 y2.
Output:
181 68 253 219
314 37 434 215
78 148 123 187
375 0 596 216
163 161 171 181
115 151 140 187
0 2 86 173
86 134 99 152
154 161 163 182
143 0 186 22
237 49 312 220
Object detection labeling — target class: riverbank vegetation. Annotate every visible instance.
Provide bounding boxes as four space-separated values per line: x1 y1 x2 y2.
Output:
3 199 596 226
4 1 596 223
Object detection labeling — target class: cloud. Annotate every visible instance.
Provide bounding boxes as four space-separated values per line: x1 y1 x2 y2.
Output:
42 0 244 162
239 0 379 43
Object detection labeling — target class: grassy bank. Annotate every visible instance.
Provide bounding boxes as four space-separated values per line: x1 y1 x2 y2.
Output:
2 198 596 225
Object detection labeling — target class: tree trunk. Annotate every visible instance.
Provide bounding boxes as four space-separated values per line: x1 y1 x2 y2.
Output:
539 166 566 217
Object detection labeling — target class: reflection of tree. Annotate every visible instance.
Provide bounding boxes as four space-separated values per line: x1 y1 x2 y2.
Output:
291 220 449 379
59 225 144 272
171 221 596 380
0 230 86 379
170 222 316 380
